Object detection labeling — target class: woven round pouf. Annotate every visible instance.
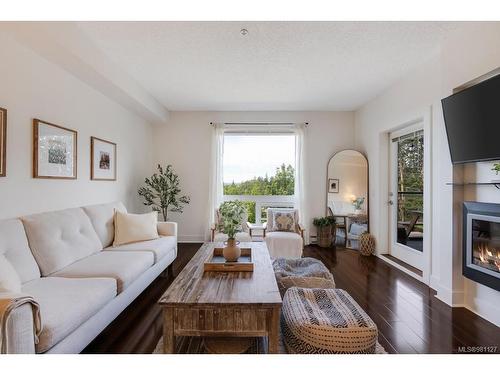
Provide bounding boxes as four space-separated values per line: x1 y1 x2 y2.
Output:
203 337 254 354
281 287 378 354
272 257 335 297
359 232 376 256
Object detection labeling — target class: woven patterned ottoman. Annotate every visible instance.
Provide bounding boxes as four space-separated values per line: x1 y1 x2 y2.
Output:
272 257 335 296
281 287 378 354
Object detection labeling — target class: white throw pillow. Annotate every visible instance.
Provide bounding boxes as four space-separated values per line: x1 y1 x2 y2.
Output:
113 211 159 247
0 255 22 293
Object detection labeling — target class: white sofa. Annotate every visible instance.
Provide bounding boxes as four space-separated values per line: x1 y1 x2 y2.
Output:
0 202 177 354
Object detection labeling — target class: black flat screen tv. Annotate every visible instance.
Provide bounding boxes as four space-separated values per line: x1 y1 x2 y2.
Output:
442 73 500 164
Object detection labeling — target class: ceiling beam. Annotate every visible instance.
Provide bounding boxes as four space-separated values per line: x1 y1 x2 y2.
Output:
0 22 169 125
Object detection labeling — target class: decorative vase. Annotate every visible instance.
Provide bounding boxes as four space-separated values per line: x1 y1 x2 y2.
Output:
359 232 376 256
223 238 241 262
355 209 363 215
317 225 333 248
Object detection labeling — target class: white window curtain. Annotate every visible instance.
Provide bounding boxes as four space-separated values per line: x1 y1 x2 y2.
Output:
294 123 309 245
207 123 225 240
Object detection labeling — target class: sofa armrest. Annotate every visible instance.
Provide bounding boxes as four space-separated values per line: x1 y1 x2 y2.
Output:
157 221 177 237
0 293 40 354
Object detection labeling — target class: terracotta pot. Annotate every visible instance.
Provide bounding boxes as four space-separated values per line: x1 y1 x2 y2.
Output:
317 225 333 248
223 238 241 262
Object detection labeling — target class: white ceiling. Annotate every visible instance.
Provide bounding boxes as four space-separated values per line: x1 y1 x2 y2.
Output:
77 22 459 111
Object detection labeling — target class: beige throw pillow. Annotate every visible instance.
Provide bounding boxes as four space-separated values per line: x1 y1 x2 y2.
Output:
0 255 22 293
273 212 296 232
113 211 159 247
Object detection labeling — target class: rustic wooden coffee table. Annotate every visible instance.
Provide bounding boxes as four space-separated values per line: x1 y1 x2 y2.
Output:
158 242 282 354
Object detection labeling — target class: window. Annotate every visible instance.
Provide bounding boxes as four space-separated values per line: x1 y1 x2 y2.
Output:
222 133 296 223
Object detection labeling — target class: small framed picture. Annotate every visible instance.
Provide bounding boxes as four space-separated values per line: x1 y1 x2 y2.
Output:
33 119 77 179
91 136 116 181
0 107 6 177
329 178 339 193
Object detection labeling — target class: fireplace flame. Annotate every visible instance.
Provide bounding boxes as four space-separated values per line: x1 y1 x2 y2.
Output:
477 243 500 272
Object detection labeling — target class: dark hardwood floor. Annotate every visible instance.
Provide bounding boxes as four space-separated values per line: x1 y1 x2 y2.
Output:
83 243 500 354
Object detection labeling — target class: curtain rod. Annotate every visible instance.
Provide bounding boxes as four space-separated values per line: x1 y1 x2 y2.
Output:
209 122 309 126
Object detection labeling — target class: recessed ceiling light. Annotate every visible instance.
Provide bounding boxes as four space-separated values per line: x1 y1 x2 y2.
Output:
240 28 248 36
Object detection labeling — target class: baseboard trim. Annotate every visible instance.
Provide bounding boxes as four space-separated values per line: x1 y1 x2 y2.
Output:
464 295 500 327
178 235 206 243
377 253 425 284
430 275 440 291
435 283 464 307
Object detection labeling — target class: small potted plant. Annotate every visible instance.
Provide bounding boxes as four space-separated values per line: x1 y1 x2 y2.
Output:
313 216 335 248
218 200 247 262
352 197 365 215
491 163 500 183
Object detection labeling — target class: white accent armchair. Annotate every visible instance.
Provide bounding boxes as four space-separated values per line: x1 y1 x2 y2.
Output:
210 209 252 243
264 208 304 259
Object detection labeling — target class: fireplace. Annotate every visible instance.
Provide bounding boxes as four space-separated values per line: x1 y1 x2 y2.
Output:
463 202 500 291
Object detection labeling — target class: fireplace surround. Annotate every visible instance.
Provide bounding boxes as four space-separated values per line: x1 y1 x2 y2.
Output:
463 201 500 291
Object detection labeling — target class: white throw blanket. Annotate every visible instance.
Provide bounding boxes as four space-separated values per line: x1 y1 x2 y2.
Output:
0 293 42 354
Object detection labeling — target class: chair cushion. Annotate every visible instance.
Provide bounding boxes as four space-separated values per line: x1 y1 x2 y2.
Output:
349 223 367 236
21 208 102 276
22 277 117 353
113 211 159 246
213 232 252 243
265 231 303 259
82 201 127 248
281 288 378 354
52 251 154 293
0 218 41 283
105 236 176 263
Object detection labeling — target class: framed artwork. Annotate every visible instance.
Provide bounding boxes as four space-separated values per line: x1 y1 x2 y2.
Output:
91 136 116 181
33 119 77 179
328 178 339 193
0 107 6 177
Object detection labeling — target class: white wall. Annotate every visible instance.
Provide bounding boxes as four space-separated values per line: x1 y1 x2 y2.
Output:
153 111 355 242
0 33 154 219
355 23 500 326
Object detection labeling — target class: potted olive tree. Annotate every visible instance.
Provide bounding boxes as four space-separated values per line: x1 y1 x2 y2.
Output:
138 164 190 221
313 216 335 248
218 200 247 261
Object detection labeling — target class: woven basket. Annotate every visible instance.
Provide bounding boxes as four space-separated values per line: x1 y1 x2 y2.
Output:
359 232 375 256
317 225 333 247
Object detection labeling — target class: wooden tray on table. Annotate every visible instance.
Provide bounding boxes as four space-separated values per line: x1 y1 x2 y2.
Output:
203 247 254 272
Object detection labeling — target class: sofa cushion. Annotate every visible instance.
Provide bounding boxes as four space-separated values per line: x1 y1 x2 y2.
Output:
0 255 22 292
22 277 117 353
0 219 41 283
113 211 159 246
82 201 127 248
105 236 176 263
52 251 154 293
21 208 103 276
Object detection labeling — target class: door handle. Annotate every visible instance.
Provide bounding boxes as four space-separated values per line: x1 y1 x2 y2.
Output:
388 200 394 206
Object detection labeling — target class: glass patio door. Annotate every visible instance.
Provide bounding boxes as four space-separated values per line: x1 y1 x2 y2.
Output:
389 124 424 270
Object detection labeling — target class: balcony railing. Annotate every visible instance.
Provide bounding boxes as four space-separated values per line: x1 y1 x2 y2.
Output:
223 195 295 224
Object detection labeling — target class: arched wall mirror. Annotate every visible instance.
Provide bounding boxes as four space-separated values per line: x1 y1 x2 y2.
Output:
326 150 369 249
